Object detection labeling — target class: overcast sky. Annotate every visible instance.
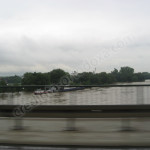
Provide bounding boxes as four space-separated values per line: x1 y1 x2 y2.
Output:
0 0 150 76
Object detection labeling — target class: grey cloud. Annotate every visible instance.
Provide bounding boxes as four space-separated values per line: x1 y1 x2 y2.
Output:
0 0 150 75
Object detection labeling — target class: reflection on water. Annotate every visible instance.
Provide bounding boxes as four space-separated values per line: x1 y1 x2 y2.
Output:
0 81 150 105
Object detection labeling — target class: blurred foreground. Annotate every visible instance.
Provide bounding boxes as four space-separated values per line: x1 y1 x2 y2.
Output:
0 118 150 148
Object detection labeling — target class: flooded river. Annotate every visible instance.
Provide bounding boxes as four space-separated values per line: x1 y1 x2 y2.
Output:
0 81 150 105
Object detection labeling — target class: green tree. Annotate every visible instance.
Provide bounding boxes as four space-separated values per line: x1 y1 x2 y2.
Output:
22 72 48 85
4 75 22 85
142 72 150 80
98 72 109 84
134 73 145 81
0 79 7 86
0 79 7 93
50 69 67 84
119 66 134 82
111 68 119 82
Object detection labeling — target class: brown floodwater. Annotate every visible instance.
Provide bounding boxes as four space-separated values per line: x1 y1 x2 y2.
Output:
0 81 150 105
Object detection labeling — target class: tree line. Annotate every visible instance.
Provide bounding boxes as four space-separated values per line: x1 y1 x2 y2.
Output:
1 67 150 88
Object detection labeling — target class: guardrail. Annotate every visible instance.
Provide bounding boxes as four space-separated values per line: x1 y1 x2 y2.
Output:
0 104 150 131
1 105 150 118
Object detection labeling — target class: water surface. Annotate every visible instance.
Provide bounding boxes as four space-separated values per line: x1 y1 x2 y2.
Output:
0 81 150 105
